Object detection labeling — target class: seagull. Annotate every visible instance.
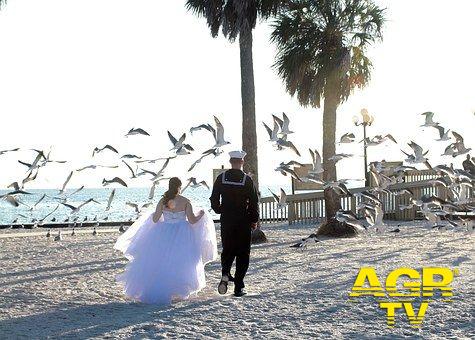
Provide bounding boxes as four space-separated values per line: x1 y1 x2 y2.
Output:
275 162 302 181
450 131 472 157
176 146 193 156
168 131 194 152
121 154 142 160
420 111 439 127
182 177 210 192
335 210 366 230
149 182 157 200
402 141 429 165
147 158 172 181
122 160 137 178
125 128 150 137
273 112 294 136
0 148 20 156
328 153 353 163
187 148 221 172
389 228 400 233
61 198 100 214
1 195 20 207
275 138 301 156
432 125 451 141
190 123 216 137
212 116 231 148
105 189 116 211
290 233 318 248
102 177 128 187
18 151 45 173
59 171 74 195
92 145 119 157
54 230 62 241
308 149 323 174
339 133 355 144
269 188 288 210
76 164 119 172
323 181 353 196
263 120 280 142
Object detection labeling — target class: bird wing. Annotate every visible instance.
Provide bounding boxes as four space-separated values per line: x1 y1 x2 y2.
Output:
106 189 116 211
214 116 225 142
262 122 273 139
280 188 287 204
384 134 397 143
269 189 279 203
452 131 463 143
122 160 136 177
113 177 128 187
432 125 445 139
60 171 74 193
167 131 178 145
282 112 291 130
272 114 284 129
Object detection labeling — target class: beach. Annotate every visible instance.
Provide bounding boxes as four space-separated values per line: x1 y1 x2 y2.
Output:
0 221 473 339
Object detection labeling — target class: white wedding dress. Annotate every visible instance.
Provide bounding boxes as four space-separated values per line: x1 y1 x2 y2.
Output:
114 209 218 304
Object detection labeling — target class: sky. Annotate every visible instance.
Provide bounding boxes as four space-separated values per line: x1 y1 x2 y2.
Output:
0 0 474 190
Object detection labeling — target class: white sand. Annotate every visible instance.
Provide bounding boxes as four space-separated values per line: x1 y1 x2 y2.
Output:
0 222 473 339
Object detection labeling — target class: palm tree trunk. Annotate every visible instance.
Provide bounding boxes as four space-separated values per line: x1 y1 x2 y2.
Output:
322 77 342 219
240 27 266 243
239 27 259 191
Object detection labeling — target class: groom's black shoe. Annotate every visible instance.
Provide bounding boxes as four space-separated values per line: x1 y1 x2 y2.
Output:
218 275 229 295
234 288 247 297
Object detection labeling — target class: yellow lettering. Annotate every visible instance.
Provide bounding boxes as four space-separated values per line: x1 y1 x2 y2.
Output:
386 268 421 297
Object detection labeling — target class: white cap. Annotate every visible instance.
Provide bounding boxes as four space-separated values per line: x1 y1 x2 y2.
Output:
229 150 247 159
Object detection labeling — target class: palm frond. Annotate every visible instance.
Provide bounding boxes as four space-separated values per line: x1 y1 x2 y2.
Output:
271 0 386 107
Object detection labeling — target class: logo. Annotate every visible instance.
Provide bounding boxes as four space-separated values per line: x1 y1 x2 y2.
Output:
349 267 458 327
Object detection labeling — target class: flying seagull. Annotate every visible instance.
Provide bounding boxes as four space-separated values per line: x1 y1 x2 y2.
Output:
420 111 439 127
182 177 210 192
59 171 74 194
92 145 119 157
269 188 288 210
102 177 128 187
125 128 150 137
105 189 116 211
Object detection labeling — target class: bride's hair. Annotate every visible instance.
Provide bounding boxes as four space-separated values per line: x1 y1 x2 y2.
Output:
162 177 182 208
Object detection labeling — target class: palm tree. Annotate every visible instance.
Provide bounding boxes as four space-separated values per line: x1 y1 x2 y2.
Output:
271 0 385 236
185 1 286 190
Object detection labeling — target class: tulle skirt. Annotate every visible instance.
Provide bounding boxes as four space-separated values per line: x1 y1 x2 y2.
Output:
114 210 218 304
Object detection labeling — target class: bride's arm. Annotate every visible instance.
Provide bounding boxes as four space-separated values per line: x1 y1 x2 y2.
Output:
185 201 204 224
152 200 164 223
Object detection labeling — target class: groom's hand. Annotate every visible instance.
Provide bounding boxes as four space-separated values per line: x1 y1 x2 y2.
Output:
250 222 258 230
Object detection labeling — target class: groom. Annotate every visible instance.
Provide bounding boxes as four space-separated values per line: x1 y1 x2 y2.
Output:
210 150 259 297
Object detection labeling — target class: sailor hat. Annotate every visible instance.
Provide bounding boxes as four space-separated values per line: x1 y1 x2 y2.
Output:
229 150 247 159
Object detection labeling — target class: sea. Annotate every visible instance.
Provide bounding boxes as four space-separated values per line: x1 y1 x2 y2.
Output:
0 185 292 225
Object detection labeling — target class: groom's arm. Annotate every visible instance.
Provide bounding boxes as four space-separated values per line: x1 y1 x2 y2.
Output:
210 176 222 214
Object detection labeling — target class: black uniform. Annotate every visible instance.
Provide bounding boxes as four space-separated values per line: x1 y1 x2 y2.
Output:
210 169 259 290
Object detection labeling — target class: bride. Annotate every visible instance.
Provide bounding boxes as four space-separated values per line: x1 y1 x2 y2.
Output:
114 177 218 304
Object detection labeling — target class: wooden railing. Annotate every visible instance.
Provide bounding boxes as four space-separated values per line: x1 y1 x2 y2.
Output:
259 179 474 225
